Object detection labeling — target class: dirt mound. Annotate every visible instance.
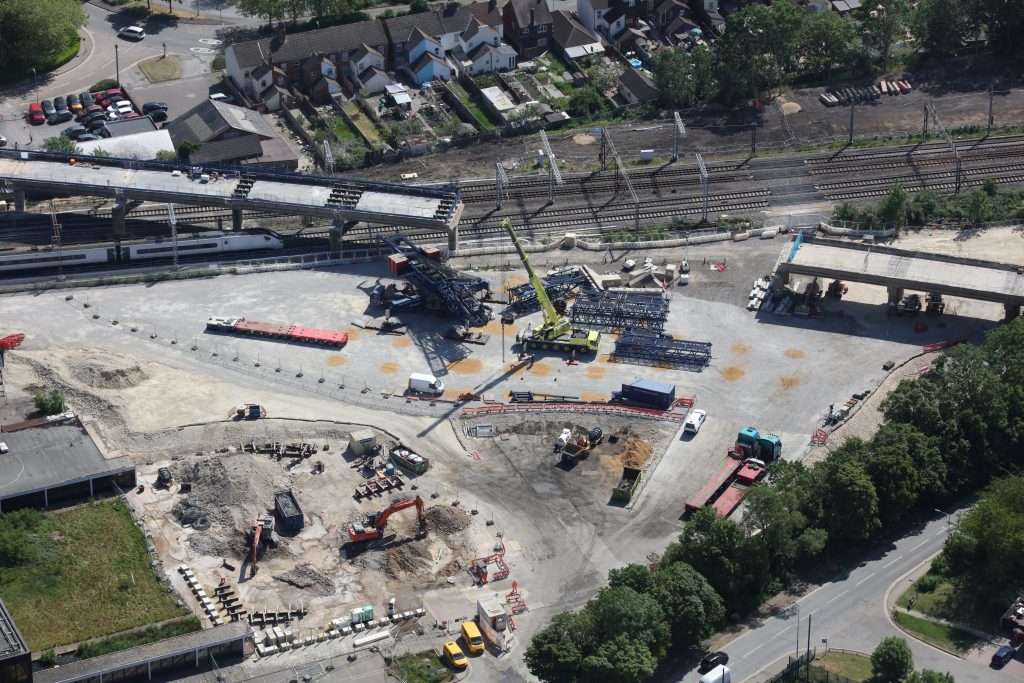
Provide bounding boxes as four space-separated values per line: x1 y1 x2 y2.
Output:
173 453 291 534
188 531 236 557
275 563 335 596
621 437 652 468
72 360 149 390
425 505 470 535
384 541 432 578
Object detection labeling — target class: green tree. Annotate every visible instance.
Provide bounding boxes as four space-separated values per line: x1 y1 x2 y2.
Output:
878 182 909 226
33 388 65 414
587 586 669 655
408 0 429 12
228 0 285 28
0 0 86 73
905 670 955 683
766 0 805 88
865 448 920 525
964 189 991 223
155 150 179 162
871 636 914 682
860 0 911 70
815 456 880 544
651 45 714 108
797 11 861 80
743 480 823 577
871 422 947 505
607 563 657 595
578 635 657 683
567 87 608 118
651 562 724 645
976 0 1024 53
41 136 81 155
524 611 595 683
913 0 969 59
176 140 200 161
714 4 773 103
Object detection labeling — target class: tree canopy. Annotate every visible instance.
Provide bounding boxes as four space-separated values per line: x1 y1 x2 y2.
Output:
871 637 914 682
0 0 85 75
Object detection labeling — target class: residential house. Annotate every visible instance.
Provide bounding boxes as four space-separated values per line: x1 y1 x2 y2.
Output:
653 0 700 37
577 0 626 39
551 10 604 61
468 0 506 38
383 13 444 72
165 99 299 169
830 0 862 13
462 42 518 75
690 0 724 32
410 51 452 83
503 0 553 60
617 66 658 104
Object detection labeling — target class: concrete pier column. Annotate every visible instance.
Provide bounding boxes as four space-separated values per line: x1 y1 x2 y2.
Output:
1005 304 1021 321
13 189 25 213
447 223 459 252
330 215 344 257
112 198 127 240
232 207 244 231
887 286 904 303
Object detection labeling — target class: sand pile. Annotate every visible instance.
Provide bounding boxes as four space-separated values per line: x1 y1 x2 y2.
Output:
385 541 433 578
275 563 335 596
621 437 652 468
173 453 291 532
72 359 149 390
425 505 470 536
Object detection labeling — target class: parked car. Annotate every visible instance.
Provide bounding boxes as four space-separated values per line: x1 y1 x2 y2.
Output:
66 94 81 112
699 651 729 673
105 87 124 99
62 126 87 139
82 111 106 126
106 102 133 116
76 134 100 142
992 645 1016 667
680 259 689 273
0 135 6 147
41 99 55 116
149 109 168 123
142 101 167 113
209 92 233 103
47 111 73 125
684 409 707 435
53 96 67 112
80 91 94 107
118 25 146 40
622 258 637 272
442 642 467 670
27 102 45 124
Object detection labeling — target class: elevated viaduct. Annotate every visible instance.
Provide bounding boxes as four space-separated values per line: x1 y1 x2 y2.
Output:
776 237 1024 319
0 150 465 249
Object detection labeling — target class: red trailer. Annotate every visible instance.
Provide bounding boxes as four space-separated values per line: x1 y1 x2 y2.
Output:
206 317 348 346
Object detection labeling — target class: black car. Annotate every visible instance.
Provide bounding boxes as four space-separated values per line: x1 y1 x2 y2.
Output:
80 91 94 107
142 101 167 113
47 111 73 125
76 133 100 142
149 109 168 123
992 645 1016 667
53 96 67 112
82 111 106 125
699 651 729 673
62 125 87 139
41 99 55 116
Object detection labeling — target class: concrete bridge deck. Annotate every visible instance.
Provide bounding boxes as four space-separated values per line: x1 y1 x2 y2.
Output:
0 151 460 240
778 238 1024 310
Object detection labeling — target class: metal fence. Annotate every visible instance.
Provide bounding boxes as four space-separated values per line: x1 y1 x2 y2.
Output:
767 649 865 683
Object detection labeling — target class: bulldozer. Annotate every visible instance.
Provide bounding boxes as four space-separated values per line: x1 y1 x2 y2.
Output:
345 495 427 553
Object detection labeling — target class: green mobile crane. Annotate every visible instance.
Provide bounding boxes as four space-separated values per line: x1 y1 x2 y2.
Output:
502 218 601 353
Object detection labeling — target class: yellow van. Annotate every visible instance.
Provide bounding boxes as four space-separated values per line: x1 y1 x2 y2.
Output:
442 641 467 670
461 621 485 654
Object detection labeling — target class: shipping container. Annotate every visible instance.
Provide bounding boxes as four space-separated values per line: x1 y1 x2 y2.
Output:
617 378 676 410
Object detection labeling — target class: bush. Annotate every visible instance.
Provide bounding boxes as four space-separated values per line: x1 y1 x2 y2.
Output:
33 388 65 415
90 79 118 92
915 574 941 593
871 636 914 682
38 650 57 667
211 54 225 71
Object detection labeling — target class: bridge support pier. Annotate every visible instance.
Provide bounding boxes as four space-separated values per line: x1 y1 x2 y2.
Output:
12 190 25 213
112 198 127 240
330 216 344 257
447 224 458 252
232 208 243 231
887 286 904 304
1005 304 1021 321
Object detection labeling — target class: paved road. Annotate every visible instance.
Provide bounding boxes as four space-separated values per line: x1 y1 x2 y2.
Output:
675 511 1006 683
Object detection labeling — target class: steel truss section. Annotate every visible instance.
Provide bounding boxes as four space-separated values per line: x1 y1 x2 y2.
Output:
507 268 587 314
612 327 712 369
378 233 491 326
571 289 669 332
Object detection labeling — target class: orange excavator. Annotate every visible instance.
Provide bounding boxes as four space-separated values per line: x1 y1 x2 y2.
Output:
248 516 273 578
347 495 427 548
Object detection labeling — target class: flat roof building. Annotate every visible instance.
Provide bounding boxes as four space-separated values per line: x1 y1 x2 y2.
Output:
0 599 30 683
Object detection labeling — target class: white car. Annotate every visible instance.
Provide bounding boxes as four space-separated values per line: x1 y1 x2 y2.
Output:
0 442 8 454
118 25 146 40
680 259 690 273
684 409 706 434
107 101 133 115
679 273 689 285
622 258 637 272
0 135 7 147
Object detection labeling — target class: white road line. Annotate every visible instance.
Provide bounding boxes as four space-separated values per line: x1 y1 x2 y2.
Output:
933 531 946 538
826 590 848 604
773 626 791 639
911 539 930 551
744 643 764 658
883 555 904 568
856 572 876 586
807 608 819 616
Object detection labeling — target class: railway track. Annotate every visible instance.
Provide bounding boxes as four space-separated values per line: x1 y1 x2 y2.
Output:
818 162 1024 200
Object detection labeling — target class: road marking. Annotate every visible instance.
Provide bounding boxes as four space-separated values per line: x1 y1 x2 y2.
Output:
773 626 791 638
883 555 904 568
744 643 764 658
826 590 848 604
911 539 930 550
856 572 876 586
807 608 819 616
933 531 946 538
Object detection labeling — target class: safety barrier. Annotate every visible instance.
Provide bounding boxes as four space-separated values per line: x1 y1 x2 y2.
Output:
922 337 969 353
462 401 691 422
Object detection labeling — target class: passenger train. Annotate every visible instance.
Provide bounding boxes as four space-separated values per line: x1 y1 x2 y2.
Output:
0 229 285 274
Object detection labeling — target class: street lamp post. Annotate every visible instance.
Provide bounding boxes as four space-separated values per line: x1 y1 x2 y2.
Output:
115 44 120 87
31 68 38 102
794 605 801 658
935 508 952 529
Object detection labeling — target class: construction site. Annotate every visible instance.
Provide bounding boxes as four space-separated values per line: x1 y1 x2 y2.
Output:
1 219 1023 682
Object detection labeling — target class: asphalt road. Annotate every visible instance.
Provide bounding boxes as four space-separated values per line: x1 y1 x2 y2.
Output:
676 511 1003 683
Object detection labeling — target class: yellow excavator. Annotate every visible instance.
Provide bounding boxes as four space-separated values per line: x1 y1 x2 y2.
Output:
502 218 601 353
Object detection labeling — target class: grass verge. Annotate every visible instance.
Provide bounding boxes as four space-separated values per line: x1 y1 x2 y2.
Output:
76 617 201 659
0 499 188 650
139 55 181 83
342 101 383 146
897 575 1000 632
893 611 980 655
814 651 873 681
394 652 453 683
0 34 80 86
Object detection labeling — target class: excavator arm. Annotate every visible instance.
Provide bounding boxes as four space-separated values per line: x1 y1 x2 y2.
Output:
374 495 424 532
501 219 562 328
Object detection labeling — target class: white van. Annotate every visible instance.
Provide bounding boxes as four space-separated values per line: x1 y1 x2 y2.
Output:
700 665 731 683
408 373 444 395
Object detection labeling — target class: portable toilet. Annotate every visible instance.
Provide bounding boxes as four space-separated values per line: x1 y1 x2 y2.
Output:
758 434 782 462
735 427 760 456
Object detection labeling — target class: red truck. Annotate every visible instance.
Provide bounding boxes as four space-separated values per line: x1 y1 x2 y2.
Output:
206 317 348 347
685 458 768 519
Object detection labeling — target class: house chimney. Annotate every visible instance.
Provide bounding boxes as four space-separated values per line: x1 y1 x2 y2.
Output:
489 0 496 9
530 7 535 24
275 22 287 41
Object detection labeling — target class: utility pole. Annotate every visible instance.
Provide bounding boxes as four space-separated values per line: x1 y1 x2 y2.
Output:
539 130 562 205
750 123 758 157
601 129 640 236
806 613 812 676
672 111 686 162
988 86 995 136
848 101 855 145
115 44 121 87
696 153 709 223
167 203 179 270
49 200 64 282
495 161 510 210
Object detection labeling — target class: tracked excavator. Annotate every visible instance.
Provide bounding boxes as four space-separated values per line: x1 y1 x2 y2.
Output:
346 495 427 552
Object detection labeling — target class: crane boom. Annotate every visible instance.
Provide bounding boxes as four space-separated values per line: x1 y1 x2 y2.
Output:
501 218 561 327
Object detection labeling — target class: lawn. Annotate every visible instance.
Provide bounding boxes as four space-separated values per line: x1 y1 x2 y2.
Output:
446 81 495 131
0 499 188 650
342 101 383 146
893 611 981 655
814 651 873 681
394 652 453 683
896 574 1000 632
139 55 181 83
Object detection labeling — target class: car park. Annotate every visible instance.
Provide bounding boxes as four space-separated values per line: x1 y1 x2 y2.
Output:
47 111 73 125
27 102 45 124
699 651 729 673
142 101 167 113
53 96 67 112
41 100 55 116
118 25 146 40
684 409 707 434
